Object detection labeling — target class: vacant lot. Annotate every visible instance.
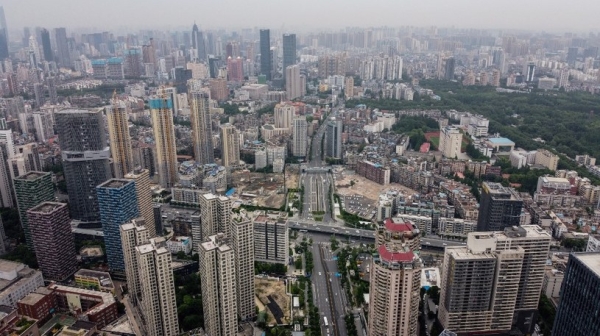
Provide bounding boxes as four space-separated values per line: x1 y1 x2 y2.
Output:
256 277 291 325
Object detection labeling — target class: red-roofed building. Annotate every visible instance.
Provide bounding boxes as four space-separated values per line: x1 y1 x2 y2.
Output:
369 216 423 335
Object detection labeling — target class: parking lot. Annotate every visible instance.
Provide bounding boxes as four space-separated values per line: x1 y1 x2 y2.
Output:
342 195 376 220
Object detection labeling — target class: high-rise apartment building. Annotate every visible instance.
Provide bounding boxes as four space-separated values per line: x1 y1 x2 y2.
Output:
97 179 140 272
150 96 178 188
282 34 296 81
318 54 346 78
13 171 54 249
495 225 551 334
230 212 255 321
260 29 271 80
345 76 354 99
439 225 550 335
535 149 559 171
477 182 523 231
124 168 156 238
274 103 295 130
55 109 112 222
199 234 238 336
292 117 307 157
220 124 240 168
197 193 231 247
285 65 305 100
120 218 149 306
107 98 134 178
209 77 228 101
253 214 289 264
136 237 179 336
439 126 462 159
325 119 343 160
368 218 422 336
27 202 78 281
0 134 13 209
189 91 214 165
439 236 524 334
552 253 600 335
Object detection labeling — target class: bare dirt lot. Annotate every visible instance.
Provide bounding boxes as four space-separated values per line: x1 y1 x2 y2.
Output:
231 171 286 208
285 165 301 189
256 277 291 325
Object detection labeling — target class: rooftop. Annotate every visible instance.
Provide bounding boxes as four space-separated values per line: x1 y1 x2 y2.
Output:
15 171 49 181
378 245 414 263
488 137 515 146
98 179 132 189
75 269 113 288
384 218 414 233
18 292 47 306
574 253 600 278
28 202 65 214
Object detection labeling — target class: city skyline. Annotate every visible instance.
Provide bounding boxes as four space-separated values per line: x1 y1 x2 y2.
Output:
1 0 600 33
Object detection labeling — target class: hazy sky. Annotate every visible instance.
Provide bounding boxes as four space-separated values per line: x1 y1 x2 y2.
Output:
2 0 599 33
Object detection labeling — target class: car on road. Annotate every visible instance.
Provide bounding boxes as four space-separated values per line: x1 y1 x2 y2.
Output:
319 272 322 276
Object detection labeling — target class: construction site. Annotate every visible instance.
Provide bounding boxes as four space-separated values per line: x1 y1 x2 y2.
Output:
255 277 291 326
230 166 300 209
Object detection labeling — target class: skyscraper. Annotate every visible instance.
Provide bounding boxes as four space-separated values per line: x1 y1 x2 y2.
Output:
27 202 78 281
107 98 134 178
40 28 53 62
55 109 112 222
0 6 8 60
552 253 600 336
230 212 255 321
97 179 140 273
525 62 535 82
189 91 214 165
136 236 179 336
260 29 271 80
0 132 14 209
292 117 307 157
282 33 296 81
444 57 455 80
13 171 55 249
199 234 238 336
477 182 523 231
192 24 207 62
150 96 178 188
46 76 58 105
368 218 422 336
124 168 156 238
566 47 578 66
220 124 240 168
54 28 71 67
325 118 343 160
120 218 149 306
285 65 304 100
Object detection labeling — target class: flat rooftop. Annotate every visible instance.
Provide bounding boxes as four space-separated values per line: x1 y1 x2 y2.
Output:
488 137 515 145
574 253 600 278
98 179 131 189
18 292 47 306
75 269 113 287
15 171 49 180
29 202 64 214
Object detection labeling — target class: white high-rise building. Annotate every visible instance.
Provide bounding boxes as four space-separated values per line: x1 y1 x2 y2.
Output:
197 193 231 248
439 126 462 159
189 91 214 165
120 218 149 305
122 218 179 336
150 96 178 188
274 103 295 130
231 212 255 321
0 129 15 208
292 117 307 157
199 234 238 336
